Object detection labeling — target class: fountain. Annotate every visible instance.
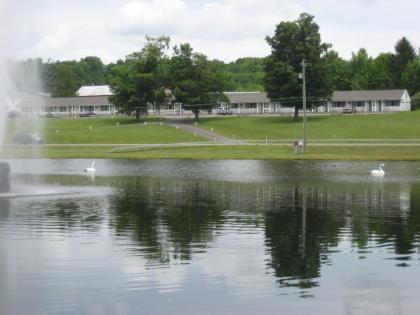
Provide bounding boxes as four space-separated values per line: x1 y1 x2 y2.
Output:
0 3 11 192
0 2 44 193
0 162 10 192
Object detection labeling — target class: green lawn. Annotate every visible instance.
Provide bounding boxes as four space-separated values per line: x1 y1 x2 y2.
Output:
193 111 420 140
5 117 204 144
3 113 420 160
3 144 420 160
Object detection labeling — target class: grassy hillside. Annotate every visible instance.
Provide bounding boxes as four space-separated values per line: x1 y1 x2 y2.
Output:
3 112 420 160
5 117 204 144
194 111 420 140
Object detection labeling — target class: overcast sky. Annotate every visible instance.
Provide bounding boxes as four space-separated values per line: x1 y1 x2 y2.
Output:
3 0 420 63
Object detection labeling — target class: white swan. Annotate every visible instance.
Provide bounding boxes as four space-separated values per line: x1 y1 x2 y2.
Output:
84 162 96 172
371 164 385 175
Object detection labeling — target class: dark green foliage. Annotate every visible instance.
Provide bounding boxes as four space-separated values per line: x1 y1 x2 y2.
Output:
393 37 416 87
108 36 171 120
51 61 78 97
170 43 228 120
322 51 352 91
402 59 420 96
264 13 332 118
224 57 265 91
411 92 420 111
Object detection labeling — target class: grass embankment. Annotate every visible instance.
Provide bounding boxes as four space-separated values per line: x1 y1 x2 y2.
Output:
3 113 420 160
4 144 420 160
193 111 420 140
5 117 203 144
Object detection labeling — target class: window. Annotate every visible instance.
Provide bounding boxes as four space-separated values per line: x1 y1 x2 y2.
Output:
332 101 346 108
385 100 400 107
100 105 109 111
245 103 257 109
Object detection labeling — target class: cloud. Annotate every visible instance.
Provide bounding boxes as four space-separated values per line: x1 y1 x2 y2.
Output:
7 0 420 63
113 0 302 41
29 24 72 57
108 0 303 60
112 0 188 35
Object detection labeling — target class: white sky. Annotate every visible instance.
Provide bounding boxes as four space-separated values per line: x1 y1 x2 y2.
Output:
4 0 420 63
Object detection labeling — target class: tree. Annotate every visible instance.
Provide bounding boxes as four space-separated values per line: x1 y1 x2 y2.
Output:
411 92 420 111
170 43 227 121
322 50 352 91
393 37 416 87
224 57 265 91
370 53 395 89
108 36 170 120
51 62 78 97
79 56 106 86
402 58 420 96
264 13 332 119
349 48 373 90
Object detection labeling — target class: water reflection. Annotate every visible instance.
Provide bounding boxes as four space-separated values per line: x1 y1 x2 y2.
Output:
1 160 420 314
106 174 420 297
109 177 226 264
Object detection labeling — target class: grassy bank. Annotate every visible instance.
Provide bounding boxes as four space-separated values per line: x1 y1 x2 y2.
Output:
5 117 205 144
2 144 420 160
193 111 420 140
3 113 420 160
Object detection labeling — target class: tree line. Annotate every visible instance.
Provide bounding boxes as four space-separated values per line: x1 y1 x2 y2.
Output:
8 12 420 118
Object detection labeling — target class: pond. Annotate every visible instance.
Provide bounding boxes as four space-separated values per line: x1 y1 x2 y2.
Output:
1 159 420 315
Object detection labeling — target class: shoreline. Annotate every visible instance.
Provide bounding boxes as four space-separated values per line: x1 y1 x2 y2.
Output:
1 144 420 161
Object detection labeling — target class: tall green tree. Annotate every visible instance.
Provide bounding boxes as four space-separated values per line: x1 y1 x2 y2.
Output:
370 53 395 89
393 37 416 87
264 13 332 119
322 50 352 91
51 62 78 97
349 48 374 90
108 36 170 120
79 56 106 86
170 43 227 121
402 58 420 96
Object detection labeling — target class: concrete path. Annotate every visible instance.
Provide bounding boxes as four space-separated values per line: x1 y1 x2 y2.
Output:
165 121 233 142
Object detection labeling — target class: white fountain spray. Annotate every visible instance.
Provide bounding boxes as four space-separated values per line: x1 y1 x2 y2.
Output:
0 1 45 158
0 1 46 191
0 0 13 156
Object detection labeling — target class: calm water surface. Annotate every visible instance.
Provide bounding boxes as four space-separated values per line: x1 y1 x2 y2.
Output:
1 159 420 314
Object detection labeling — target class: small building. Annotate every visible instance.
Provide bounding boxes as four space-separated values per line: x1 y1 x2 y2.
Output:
224 92 271 114
76 85 113 97
45 96 115 116
44 85 115 116
328 90 411 113
17 85 412 117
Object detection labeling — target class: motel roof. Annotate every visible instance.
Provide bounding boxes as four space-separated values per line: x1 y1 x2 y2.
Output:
225 92 270 104
47 96 111 107
332 90 409 101
76 85 113 97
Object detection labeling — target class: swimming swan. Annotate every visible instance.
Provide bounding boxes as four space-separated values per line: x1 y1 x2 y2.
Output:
84 162 96 172
370 164 385 175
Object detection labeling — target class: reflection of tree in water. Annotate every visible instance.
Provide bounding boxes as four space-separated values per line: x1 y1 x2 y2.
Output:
264 182 420 293
108 177 226 263
108 175 420 293
264 186 344 291
0 199 10 219
42 198 106 232
349 183 420 257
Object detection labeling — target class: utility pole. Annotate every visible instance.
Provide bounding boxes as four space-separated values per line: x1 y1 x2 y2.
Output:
301 59 307 152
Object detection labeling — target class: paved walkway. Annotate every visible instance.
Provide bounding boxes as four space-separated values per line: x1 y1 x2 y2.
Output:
165 121 232 142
